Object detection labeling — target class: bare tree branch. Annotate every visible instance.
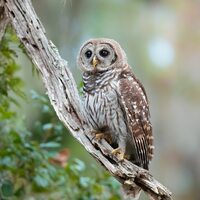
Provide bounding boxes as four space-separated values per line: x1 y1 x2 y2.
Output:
0 3 9 41
1 0 173 199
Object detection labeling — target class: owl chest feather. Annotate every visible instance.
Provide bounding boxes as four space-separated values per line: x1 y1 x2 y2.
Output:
83 73 128 141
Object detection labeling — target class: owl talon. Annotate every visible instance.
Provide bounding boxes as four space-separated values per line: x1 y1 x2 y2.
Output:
91 130 98 136
95 133 105 141
118 153 125 161
91 131 103 141
111 147 121 155
111 147 125 161
91 131 112 144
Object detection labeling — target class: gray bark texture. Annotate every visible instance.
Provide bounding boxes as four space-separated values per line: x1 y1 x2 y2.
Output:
0 0 173 199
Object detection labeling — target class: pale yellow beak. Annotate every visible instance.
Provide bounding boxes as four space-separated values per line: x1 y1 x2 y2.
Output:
92 56 99 68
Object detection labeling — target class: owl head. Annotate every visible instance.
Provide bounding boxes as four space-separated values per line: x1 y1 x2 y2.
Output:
77 38 128 72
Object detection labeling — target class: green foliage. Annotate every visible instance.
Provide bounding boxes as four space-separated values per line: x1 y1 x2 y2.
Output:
0 27 121 200
65 159 121 200
0 27 25 120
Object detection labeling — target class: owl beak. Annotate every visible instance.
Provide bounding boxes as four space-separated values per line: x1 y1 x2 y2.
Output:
92 56 99 68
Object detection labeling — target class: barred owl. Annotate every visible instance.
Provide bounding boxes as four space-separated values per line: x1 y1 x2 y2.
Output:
77 38 154 172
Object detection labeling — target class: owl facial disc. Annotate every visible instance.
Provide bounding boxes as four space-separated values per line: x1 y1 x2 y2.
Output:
77 38 128 73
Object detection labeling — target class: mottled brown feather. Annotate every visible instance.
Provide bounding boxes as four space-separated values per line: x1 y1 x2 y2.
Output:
118 69 154 169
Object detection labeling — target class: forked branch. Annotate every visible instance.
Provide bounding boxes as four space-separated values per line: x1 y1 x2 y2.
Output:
1 0 172 199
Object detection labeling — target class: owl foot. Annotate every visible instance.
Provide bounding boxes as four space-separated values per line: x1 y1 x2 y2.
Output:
111 147 125 161
95 133 105 141
91 131 112 144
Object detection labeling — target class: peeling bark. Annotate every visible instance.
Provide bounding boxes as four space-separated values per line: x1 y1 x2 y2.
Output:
0 0 173 199
0 4 9 40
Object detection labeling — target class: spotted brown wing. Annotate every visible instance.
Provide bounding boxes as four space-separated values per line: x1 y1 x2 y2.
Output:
118 71 153 169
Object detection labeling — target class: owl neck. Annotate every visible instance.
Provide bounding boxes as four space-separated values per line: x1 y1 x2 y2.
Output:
83 69 118 94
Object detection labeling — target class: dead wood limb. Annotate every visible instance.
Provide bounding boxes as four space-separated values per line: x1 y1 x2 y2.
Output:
0 3 9 41
1 0 173 199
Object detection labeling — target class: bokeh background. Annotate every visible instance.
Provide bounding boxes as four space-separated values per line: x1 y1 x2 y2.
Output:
17 0 200 199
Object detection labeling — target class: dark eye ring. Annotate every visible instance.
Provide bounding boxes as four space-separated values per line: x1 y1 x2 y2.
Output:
99 49 110 57
85 50 92 58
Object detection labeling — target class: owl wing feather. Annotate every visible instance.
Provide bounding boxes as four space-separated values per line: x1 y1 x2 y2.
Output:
118 70 153 170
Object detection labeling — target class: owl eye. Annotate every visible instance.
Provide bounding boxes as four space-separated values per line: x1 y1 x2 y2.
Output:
85 50 92 58
99 49 110 58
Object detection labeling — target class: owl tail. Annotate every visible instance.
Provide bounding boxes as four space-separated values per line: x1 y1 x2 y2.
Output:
121 183 141 200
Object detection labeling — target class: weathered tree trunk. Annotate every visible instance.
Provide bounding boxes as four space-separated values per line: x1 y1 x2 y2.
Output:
0 1 172 199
